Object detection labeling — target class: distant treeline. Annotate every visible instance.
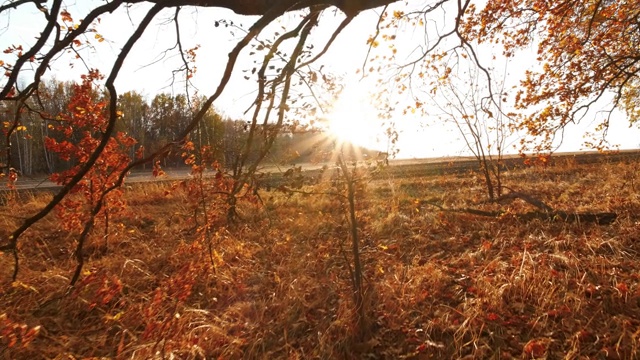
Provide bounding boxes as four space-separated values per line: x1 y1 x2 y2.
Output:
1 78 375 176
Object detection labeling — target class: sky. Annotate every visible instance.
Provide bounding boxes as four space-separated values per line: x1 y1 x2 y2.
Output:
1 1 639 159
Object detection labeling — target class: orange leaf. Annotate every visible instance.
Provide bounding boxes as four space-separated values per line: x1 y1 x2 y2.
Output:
616 282 629 294
523 339 546 357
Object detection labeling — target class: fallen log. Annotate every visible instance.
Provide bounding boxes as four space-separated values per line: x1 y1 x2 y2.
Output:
450 208 616 225
420 200 617 225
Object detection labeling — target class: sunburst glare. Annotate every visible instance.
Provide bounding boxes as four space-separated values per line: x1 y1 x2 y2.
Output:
323 81 388 157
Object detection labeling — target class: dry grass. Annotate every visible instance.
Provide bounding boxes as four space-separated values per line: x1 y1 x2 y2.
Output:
1 157 640 359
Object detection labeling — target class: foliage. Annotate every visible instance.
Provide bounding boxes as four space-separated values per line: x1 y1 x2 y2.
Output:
622 81 640 125
45 71 135 233
463 0 640 150
0 312 40 350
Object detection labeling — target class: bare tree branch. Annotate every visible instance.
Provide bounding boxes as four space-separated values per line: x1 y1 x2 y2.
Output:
125 0 399 16
1 0 125 100
0 0 44 14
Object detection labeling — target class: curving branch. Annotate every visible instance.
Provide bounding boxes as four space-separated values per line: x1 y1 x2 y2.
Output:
234 10 317 179
297 13 355 71
240 8 319 183
0 0 63 100
171 6 197 101
1 0 124 100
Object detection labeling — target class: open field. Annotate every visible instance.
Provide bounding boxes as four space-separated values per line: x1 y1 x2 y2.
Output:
8 149 640 193
2 152 640 359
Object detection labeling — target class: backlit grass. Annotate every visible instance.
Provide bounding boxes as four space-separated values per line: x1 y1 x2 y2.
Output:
1 156 640 359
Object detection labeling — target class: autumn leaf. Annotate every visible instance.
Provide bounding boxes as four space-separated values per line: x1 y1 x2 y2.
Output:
523 339 546 358
486 312 499 321
60 9 73 22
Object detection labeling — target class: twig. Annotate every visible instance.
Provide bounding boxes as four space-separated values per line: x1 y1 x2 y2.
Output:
494 190 554 212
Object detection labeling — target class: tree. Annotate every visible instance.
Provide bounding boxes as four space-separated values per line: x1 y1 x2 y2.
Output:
1 78 78 175
44 70 136 285
429 54 514 200
118 91 149 161
192 95 226 162
462 0 640 150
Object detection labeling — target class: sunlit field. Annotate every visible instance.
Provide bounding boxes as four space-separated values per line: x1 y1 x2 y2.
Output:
2 154 640 359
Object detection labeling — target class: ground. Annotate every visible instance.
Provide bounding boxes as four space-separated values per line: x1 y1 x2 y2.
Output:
1 154 639 359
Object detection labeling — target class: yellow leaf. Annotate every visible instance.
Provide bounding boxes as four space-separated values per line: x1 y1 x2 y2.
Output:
11 281 39 293
104 311 124 321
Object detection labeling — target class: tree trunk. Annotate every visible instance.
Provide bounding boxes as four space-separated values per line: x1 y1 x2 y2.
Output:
338 159 365 337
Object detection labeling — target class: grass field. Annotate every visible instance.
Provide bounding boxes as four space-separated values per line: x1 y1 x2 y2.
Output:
1 153 640 359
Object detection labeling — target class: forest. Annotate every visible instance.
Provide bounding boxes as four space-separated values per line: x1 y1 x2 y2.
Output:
1 0 640 358
1 78 375 176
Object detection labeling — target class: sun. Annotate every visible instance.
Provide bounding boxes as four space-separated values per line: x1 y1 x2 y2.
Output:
324 81 387 153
